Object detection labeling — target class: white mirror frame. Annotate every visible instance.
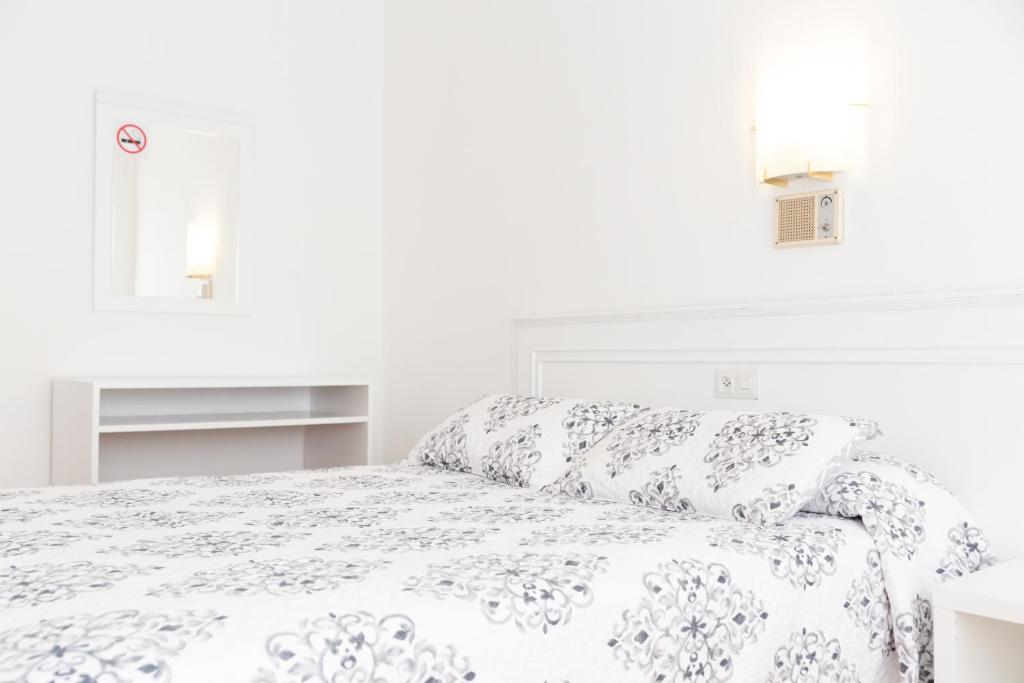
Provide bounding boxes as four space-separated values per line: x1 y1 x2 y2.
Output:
93 92 252 315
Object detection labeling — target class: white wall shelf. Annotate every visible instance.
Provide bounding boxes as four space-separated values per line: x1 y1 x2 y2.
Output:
52 377 371 485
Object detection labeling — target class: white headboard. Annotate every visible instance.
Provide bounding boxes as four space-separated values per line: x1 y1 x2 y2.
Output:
516 289 1024 558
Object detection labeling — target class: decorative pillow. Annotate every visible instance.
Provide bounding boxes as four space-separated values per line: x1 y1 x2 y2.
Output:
408 393 650 489
545 408 880 525
802 451 997 682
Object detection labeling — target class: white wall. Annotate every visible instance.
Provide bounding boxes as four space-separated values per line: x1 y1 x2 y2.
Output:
3 1 1023 479
0 0 384 487
382 0 1024 458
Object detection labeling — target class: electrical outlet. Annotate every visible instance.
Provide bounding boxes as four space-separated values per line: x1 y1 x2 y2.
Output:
714 368 760 400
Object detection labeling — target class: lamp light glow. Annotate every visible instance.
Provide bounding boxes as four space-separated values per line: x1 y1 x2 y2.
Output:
755 58 867 187
185 221 218 299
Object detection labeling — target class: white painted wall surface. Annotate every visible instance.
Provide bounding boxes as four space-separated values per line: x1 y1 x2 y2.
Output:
0 0 384 487
382 0 1024 459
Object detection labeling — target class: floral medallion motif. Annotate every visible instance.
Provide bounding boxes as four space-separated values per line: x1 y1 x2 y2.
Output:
519 524 672 546
0 507 64 525
406 552 607 633
484 394 562 433
502 491 576 506
58 509 241 530
31 488 189 508
359 490 482 505
0 609 224 682
561 401 648 462
843 416 882 439
255 611 475 683
596 504 713 525
541 460 595 499
731 483 803 526
204 490 343 508
604 409 704 478
148 557 386 598
254 507 404 530
844 550 894 655
895 595 934 683
437 476 504 491
816 471 926 560
704 413 817 491
392 461 453 476
102 530 308 559
707 522 845 589
0 561 156 609
768 627 858 682
429 505 566 525
609 559 768 682
152 472 288 488
416 413 472 472
628 465 695 514
295 474 413 490
850 451 948 491
316 527 500 554
935 522 995 581
0 530 105 557
481 424 543 487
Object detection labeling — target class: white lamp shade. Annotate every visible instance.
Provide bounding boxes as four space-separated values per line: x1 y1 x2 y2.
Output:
755 59 867 185
756 102 854 181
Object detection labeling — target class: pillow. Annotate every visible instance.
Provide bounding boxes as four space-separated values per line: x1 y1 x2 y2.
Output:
408 393 650 489
545 408 880 525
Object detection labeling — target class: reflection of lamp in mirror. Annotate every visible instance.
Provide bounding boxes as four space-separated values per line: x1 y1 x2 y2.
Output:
185 221 218 299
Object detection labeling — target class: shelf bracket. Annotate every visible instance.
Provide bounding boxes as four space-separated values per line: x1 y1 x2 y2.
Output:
762 170 789 188
807 163 834 182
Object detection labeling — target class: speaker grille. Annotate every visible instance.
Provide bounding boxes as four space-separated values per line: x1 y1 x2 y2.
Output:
776 195 817 244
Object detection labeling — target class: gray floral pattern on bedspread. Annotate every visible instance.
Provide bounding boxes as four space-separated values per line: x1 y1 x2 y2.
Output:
0 459 993 682
805 452 997 683
0 610 224 682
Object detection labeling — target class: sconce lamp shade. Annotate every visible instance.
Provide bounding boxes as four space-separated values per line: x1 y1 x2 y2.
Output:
755 63 866 187
185 221 218 278
756 109 855 186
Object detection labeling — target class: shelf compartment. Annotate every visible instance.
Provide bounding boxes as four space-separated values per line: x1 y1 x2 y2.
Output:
98 411 369 433
52 378 371 484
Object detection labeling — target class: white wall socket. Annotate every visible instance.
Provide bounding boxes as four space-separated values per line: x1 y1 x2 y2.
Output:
714 368 760 400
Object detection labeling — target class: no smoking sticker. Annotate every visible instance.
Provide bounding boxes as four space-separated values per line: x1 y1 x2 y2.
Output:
116 124 147 154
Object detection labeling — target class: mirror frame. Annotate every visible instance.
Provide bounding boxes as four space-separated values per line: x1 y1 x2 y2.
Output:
93 91 252 315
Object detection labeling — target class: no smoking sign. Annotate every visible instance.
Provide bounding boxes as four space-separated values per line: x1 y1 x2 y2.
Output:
116 123 147 154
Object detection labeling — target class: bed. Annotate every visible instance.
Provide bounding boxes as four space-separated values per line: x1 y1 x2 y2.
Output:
0 447 993 683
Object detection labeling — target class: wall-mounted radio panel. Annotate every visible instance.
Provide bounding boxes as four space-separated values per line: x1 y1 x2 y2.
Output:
774 188 843 247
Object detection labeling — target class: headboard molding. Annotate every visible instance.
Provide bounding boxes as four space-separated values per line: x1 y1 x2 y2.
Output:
516 289 1024 557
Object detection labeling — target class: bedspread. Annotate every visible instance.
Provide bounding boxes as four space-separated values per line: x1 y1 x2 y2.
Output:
0 463 914 682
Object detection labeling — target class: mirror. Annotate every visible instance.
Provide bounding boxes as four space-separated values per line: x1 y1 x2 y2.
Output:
94 93 249 314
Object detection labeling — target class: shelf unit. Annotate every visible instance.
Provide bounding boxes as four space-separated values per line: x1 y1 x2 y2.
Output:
52 377 371 485
933 559 1024 682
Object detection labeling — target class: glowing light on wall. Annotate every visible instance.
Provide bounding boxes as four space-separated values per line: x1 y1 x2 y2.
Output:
755 55 868 187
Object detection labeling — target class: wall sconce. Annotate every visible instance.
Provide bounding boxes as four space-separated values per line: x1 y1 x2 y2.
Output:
186 220 218 299
755 66 867 188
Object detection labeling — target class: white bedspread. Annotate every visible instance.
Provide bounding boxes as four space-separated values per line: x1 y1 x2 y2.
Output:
0 463 910 682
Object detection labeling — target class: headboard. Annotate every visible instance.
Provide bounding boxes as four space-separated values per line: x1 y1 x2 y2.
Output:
516 289 1024 557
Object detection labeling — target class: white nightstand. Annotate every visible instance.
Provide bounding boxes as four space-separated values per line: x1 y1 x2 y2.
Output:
933 559 1024 683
